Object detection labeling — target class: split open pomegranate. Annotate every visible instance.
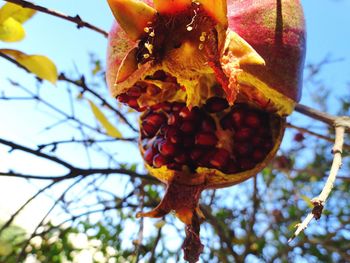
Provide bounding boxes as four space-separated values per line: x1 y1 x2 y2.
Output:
106 0 305 261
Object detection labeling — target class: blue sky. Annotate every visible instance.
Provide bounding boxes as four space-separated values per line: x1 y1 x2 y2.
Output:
0 0 349 234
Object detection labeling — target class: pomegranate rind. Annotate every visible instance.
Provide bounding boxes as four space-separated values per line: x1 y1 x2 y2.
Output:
227 0 306 102
107 0 157 41
106 23 135 93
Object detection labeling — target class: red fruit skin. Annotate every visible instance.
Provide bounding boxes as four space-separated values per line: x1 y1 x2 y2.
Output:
227 0 306 102
106 23 134 92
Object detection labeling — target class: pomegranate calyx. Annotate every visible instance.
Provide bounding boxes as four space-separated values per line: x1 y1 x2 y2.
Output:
107 0 156 41
136 178 205 263
136 179 204 225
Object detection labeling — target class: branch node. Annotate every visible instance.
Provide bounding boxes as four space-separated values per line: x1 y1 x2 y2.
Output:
310 198 324 220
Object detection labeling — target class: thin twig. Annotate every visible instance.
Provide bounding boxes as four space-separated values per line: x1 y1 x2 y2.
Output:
133 186 145 263
0 50 138 133
58 73 138 132
295 103 337 125
37 137 137 150
0 137 156 182
0 181 57 237
286 122 350 151
149 226 162 263
3 0 108 37
0 137 74 170
16 177 84 262
289 116 350 242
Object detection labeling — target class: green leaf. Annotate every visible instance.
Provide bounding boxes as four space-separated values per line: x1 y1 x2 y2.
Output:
0 17 25 42
0 49 58 83
0 3 36 24
88 100 123 138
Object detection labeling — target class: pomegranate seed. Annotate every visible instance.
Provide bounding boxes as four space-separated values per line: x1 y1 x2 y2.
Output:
262 141 273 151
231 109 245 127
127 85 143 97
224 160 239 174
180 121 195 133
144 147 157 165
165 75 177 83
151 102 166 110
252 137 263 146
204 97 229 113
252 150 265 162
183 136 194 147
234 127 252 141
153 154 168 168
144 112 166 127
235 143 253 156
195 132 218 146
179 107 201 120
190 148 204 161
179 107 191 118
239 159 255 170
128 98 139 109
167 163 182 171
168 113 181 126
152 70 167 80
118 93 129 103
175 152 189 164
210 149 230 168
197 152 214 167
172 102 185 112
147 85 161 96
162 102 172 112
141 122 158 137
158 140 177 156
165 127 182 144
245 112 261 128
201 115 216 132
220 113 232 130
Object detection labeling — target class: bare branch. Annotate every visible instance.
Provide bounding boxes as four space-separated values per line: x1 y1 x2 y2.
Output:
16 177 84 262
0 181 57 237
3 0 108 37
286 122 350 151
289 116 350 242
0 137 74 170
58 73 138 132
295 103 337 125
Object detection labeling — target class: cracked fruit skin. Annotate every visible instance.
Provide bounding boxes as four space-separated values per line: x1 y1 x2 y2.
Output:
106 0 305 262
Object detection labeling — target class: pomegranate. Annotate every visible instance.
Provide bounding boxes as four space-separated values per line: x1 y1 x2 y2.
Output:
106 0 305 261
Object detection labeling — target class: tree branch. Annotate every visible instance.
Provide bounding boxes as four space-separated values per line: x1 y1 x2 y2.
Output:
289 116 350 242
286 122 350 151
3 0 108 37
0 137 74 170
295 103 337 125
0 137 156 182
58 73 138 132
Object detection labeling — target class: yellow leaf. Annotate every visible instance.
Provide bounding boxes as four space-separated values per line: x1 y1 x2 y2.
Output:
0 3 36 24
0 17 25 42
88 100 123 138
154 220 166 229
0 49 58 83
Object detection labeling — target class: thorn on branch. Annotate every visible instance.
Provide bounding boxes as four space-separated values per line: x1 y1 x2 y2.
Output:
74 15 84 29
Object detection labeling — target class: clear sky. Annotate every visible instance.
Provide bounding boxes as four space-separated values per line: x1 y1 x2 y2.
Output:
0 0 349 232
